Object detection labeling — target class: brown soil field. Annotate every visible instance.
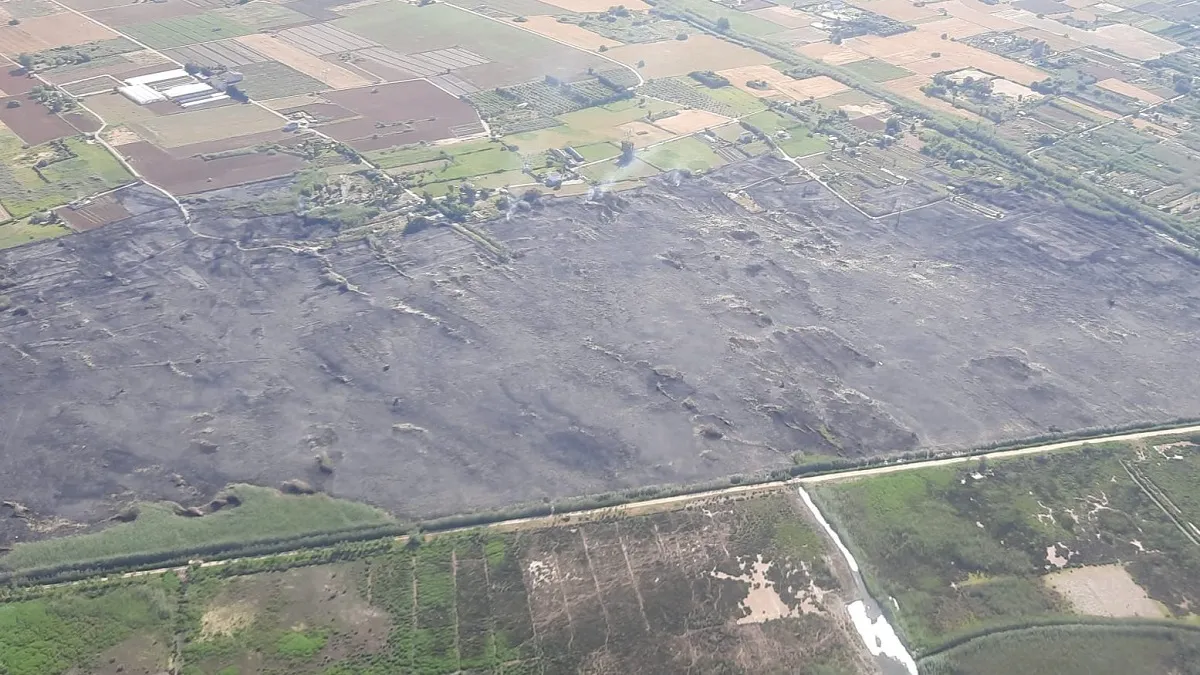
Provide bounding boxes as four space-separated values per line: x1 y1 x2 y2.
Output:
748 5 816 28
912 16 991 39
1096 77 1164 104
851 34 1049 85
0 12 119 55
941 0 1028 30
63 109 103 134
56 192 133 231
796 41 867 66
133 104 283 148
847 0 943 23
1044 565 1166 618
883 73 984 121
519 15 622 51
0 67 37 96
1131 117 1177 137
165 128 296 158
0 96 77 144
606 35 772 79
1059 97 1123 120
536 0 649 11
103 125 144 146
653 108 731 135
720 65 849 101
278 101 356 124
261 93 324 111
86 0 206 26
122 139 305 194
321 79 483 150
617 119 674 147
234 34 371 90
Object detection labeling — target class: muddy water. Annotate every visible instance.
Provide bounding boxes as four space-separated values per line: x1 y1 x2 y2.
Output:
798 487 917 675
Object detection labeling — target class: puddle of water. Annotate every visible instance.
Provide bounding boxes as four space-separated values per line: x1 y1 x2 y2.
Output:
847 600 918 675
798 487 859 573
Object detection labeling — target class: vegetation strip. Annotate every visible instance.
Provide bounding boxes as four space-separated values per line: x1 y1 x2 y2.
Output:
5 420 1200 589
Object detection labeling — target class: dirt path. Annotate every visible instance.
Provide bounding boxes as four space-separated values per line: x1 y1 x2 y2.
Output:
28 422 1200 591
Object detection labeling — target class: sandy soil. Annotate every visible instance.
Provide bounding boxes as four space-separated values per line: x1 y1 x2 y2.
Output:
606 35 772 79
519 15 622 51
235 34 372 90
1096 78 1165 105
719 65 848 101
652 109 731 135
748 5 815 28
1045 564 1165 618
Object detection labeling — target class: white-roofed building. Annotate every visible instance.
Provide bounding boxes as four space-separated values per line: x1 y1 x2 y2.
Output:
124 69 189 87
117 83 167 105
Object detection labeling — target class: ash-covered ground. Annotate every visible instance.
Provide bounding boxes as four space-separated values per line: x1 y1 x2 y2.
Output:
2 156 1199 534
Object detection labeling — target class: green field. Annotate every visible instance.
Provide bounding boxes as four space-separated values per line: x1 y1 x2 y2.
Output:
840 58 914 83
779 129 830 156
0 579 177 675
122 15 255 49
663 0 785 37
919 625 1200 675
0 492 868 675
234 61 327 100
212 1 311 29
640 136 725 172
0 218 72 250
0 134 133 224
813 442 1200 652
1 485 394 576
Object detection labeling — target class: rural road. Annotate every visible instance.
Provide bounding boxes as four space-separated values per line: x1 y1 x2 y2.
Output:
799 423 1200 484
32 421 1200 591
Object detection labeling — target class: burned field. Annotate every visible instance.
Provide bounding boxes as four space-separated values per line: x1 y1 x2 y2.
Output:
0 492 875 675
1 156 1200 533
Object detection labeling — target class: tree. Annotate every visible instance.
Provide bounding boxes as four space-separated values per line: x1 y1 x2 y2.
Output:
716 16 730 32
885 116 902 135
16 53 33 71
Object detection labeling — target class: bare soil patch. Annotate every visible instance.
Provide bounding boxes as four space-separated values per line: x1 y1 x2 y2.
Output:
606 35 772 79
122 139 305 193
56 192 133 232
519 15 622 50
796 41 867 66
847 0 942 23
653 108 731 135
536 0 649 11
720 64 847 101
235 33 372 90
883 73 984 121
133 103 282 148
1045 564 1166 618
0 12 118 55
748 5 816 28
0 96 76 144
617 120 674 147
1096 78 1164 104
321 79 483 151
0 68 37 96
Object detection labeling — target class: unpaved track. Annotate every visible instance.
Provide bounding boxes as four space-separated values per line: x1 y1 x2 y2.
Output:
32 422 1200 588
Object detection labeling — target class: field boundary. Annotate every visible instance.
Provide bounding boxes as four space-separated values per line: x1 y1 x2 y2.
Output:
4 418 1200 588
916 618 1200 661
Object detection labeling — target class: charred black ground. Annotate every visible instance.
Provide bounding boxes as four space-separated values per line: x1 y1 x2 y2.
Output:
2 156 1199 537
